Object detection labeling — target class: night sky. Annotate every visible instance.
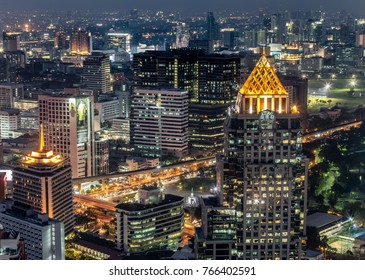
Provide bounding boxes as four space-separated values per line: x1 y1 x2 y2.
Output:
1 0 365 14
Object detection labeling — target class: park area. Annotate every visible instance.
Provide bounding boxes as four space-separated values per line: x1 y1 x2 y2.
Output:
308 78 365 114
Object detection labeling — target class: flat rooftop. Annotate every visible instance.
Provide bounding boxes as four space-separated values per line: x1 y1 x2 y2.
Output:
116 194 183 212
307 212 344 228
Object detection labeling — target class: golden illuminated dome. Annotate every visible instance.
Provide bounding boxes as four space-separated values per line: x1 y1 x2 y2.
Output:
239 53 288 96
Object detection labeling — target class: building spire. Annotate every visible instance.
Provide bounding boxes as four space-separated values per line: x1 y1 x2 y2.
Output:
39 122 45 152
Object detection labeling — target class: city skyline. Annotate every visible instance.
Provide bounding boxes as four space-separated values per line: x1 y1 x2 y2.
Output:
0 0 365 14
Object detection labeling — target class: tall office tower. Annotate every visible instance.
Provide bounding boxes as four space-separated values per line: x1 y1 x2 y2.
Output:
1 83 24 107
133 50 241 153
215 53 308 260
70 29 91 55
116 90 131 119
95 134 109 175
82 52 111 94
133 50 201 90
189 55 241 153
206 12 220 40
176 22 190 49
221 28 235 49
12 124 74 235
114 19 129 33
271 14 286 44
2 32 21 52
38 89 95 178
54 31 67 50
106 33 131 53
115 186 184 254
0 200 65 260
131 88 189 159
339 23 350 44
0 225 26 260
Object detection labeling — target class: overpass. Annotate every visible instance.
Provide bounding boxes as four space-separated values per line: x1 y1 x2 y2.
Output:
72 156 216 185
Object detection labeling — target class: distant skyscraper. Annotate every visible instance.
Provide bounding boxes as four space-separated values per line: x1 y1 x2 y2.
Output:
38 89 96 178
176 22 190 49
131 88 189 159
0 200 65 260
206 12 220 40
70 30 91 55
54 31 67 50
12 123 74 235
221 28 235 49
82 52 111 94
2 32 21 52
196 53 308 260
114 19 129 33
115 186 184 254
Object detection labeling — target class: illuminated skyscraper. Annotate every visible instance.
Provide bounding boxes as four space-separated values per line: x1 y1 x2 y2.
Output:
220 53 307 259
196 53 308 260
70 30 91 55
38 89 95 178
54 31 67 50
82 52 111 94
12 124 74 235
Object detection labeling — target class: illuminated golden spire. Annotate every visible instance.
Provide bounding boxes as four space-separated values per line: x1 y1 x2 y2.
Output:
39 122 45 152
239 54 288 96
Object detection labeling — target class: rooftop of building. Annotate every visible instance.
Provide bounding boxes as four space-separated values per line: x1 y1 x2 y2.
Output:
0 108 20 115
306 212 344 229
0 200 60 226
116 194 183 212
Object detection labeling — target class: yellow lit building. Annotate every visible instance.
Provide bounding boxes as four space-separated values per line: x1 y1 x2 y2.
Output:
12 123 74 235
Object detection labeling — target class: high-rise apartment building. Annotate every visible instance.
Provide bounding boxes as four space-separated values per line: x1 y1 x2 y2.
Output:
70 30 91 55
38 89 95 178
12 124 74 235
82 52 111 94
0 200 65 260
196 53 308 260
115 186 184 254
131 88 189 159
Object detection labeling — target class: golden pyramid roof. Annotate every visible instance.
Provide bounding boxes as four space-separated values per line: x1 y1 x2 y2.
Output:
239 54 288 96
